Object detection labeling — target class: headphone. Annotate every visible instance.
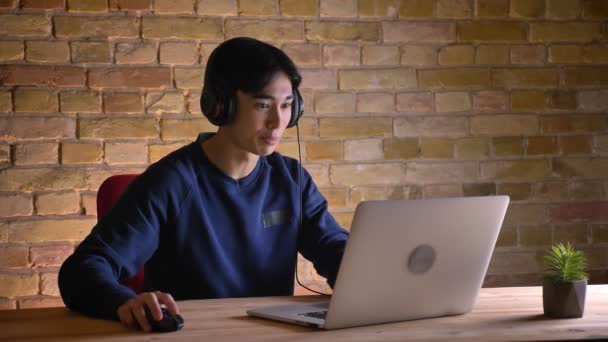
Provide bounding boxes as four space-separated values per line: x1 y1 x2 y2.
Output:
200 81 304 128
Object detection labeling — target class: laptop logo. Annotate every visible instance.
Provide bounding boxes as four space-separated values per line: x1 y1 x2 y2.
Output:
407 244 435 274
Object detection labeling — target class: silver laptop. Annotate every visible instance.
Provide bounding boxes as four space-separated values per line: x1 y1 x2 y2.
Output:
247 196 510 330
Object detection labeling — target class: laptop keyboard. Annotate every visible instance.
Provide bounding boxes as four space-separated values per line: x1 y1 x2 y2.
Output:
299 310 327 320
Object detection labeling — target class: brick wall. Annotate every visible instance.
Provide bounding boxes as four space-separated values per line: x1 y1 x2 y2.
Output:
0 0 607 309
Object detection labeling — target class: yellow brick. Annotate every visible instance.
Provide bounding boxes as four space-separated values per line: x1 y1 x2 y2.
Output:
438 45 474 65
0 14 50 37
583 0 608 19
349 187 386 207
457 22 527 41
105 141 148 164
420 139 453 159
388 185 421 200
383 138 418 159
320 118 392 138
320 0 357 17
497 183 531 200
530 23 601 42
384 22 454 43
162 119 216 140
160 42 198 65
456 138 490 159
68 0 107 11
0 274 39 298
510 90 545 110
356 93 394 113
79 118 158 139
564 67 608 86
395 116 468 137
314 92 354 114
548 45 581 64
495 226 516 246
323 45 359 66
540 114 607 133
36 191 80 215
475 45 509 65
143 17 222 40
146 92 184 114
546 90 577 110
103 92 143 113
55 16 138 38
418 68 490 88
14 89 58 113
0 117 75 140
149 142 187 163
225 20 303 41
155 0 193 13
280 0 317 16
487 250 541 274
0 168 86 191
319 187 348 208
306 140 343 161
560 136 592 155
71 42 110 63
476 0 509 18
115 42 157 64
359 0 397 17
553 158 608 178
423 184 462 198
401 45 437 66
339 69 416 90
554 224 588 244
197 0 237 15
547 0 580 19
506 204 550 225
482 160 551 180
527 136 558 155
510 45 546 65
14 143 58 165
470 115 539 135
238 0 276 15
282 44 321 66
510 0 544 18
61 142 103 164
275 141 300 159
491 68 559 88
330 163 405 185
41 272 59 296
0 194 33 217
60 91 100 113
306 22 380 41
0 41 23 61
583 45 608 64
332 211 354 229
26 41 69 63
435 92 470 112
362 45 399 65
283 117 318 139
492 137 524 156
398 0 433 17
344 139 383 161
519 225 552 246
436 0 472 18
570 181 604 200
405 162 478 183
8 218 96 243
462 182 495 197
0 91 11 112
175 67 204 90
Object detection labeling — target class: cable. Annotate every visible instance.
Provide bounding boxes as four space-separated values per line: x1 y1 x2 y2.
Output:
294 123 332 297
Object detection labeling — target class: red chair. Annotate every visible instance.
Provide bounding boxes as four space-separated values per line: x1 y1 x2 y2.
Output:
97 174 144 294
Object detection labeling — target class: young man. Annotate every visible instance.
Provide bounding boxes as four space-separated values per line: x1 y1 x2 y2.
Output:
58 37 349 332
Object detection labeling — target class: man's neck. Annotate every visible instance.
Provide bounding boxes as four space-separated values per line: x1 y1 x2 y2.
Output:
201 132 260 180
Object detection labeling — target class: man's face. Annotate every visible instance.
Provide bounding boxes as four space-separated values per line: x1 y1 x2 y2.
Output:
223 72 294 156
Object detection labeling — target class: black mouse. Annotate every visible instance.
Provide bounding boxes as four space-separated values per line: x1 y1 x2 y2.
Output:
144 306 184 333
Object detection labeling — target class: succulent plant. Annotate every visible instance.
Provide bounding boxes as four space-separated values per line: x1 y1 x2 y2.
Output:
543 242 588 283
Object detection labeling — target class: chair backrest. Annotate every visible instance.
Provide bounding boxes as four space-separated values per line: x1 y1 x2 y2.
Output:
97 174 144 294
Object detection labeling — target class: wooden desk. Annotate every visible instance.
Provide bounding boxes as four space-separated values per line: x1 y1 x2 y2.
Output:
2 286 608 341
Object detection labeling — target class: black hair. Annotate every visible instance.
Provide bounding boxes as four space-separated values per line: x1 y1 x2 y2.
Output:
202 37 302 98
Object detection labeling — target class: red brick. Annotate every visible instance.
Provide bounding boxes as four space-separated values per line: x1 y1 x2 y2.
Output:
18 296 64 309
0 246 29 268
583 0 608 19
383 22 454 43
0 193 33 217
20 0 63 9
396 92 432 113
0 117 76 140
323 45 359 66
550 203 608 223
282 44 321 67
0 298 16 310
0 65 85 87
89 68 171 89
473 91 507 113
0 0 16 9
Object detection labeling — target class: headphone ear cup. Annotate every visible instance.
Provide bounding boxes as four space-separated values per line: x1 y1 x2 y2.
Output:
201 87 223 126
222 94 237 126
288 89 304 128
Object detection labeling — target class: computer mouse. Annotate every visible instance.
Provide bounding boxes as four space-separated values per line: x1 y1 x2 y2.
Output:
144 306 184 333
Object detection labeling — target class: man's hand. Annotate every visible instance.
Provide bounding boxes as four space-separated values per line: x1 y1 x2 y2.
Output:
116 291 179 332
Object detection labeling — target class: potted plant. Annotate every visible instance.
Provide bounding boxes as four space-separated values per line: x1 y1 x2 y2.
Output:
542 242 589 318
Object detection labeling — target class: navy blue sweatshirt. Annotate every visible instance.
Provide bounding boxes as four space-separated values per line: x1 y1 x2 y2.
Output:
58 133 349 320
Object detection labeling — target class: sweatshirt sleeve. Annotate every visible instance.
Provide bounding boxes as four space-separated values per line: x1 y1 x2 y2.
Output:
297 167 349 288
58 164 185 320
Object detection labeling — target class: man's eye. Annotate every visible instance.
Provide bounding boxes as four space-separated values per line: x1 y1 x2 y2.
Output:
255 103 270 109
282 102 293 109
